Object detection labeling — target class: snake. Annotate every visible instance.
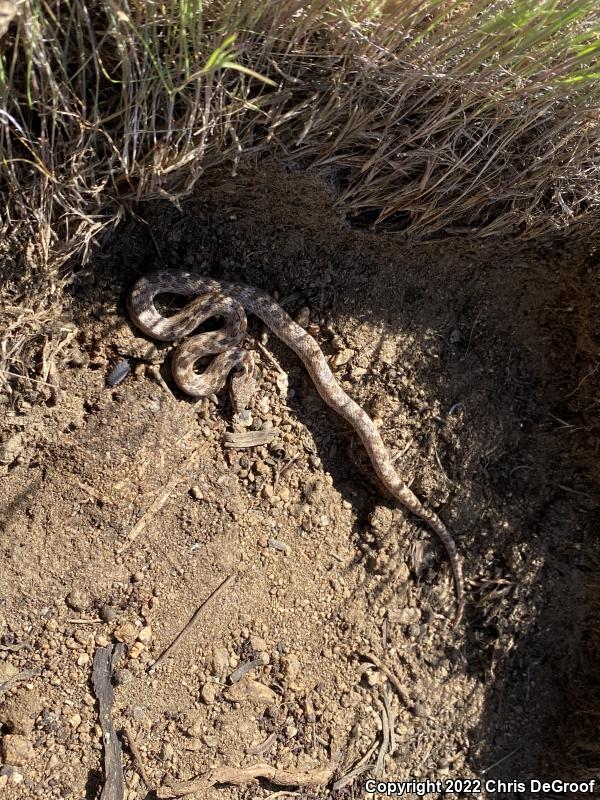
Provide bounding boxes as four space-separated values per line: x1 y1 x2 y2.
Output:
128 269 465 625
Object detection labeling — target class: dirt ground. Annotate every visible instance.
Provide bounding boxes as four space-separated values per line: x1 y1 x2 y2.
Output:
0 166 598 800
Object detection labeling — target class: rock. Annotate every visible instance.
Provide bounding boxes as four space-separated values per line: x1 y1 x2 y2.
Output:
223 676 277 706
0 764 23 785
66 590 88 612
190 486 204 500
331 348 355 367
129 642 144 659
185 715 203 738
0 434 23 466
211 646 229 677
137 625 152 644
281 654 300 680
1 734 34 765
114 621 138 644
249 636 267 653
0 689 41 736
0 662 18 684
99 605 119 623
391 607 420 626
200 682 219 705
183 737 203 751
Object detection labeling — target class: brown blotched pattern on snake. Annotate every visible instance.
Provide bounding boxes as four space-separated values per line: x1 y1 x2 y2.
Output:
128 269 465 625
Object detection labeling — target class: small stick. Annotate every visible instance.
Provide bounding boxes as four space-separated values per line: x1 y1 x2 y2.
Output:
156 762 336 798
433 443 458 488
121 723 152 789
245 731 278 756
359 651 412 709
481 745 521 775
382 689 396 755
332 740 378 791
149 573 236 673
76 480 114 505
255 340 286 374
118 446 206 553
374 697 390 777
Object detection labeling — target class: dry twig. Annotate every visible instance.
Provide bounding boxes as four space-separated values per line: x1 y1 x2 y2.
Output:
118 446 206 553
359 651 413 709
149 573 236 672
156 762 336 798
121 723 152 790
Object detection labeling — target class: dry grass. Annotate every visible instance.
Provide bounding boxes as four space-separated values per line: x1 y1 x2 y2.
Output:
1 0 600 395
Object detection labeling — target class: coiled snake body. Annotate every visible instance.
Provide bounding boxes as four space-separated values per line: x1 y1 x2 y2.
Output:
128 269 465 625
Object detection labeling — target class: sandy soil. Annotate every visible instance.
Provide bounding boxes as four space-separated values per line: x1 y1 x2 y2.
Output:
0 167 598 800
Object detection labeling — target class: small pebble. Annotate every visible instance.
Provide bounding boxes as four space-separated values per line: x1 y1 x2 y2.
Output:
186 717 203 738
281 653 301 679
200 682 218 705
0 663 18 684
249 636 267 652
65 590 87 612
129 642 144 659
137 626 152 644
1 734 34 765
114 668 133 686
331 348 355 367
223 677 277 706
268 538 290 554
114 622 137 644
0 434 23 466
99 605 119 623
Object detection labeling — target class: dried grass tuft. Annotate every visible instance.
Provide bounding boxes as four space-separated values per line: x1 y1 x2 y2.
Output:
1 1 600 394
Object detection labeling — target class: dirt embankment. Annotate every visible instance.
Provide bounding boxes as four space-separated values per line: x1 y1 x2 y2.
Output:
0 168 598 799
